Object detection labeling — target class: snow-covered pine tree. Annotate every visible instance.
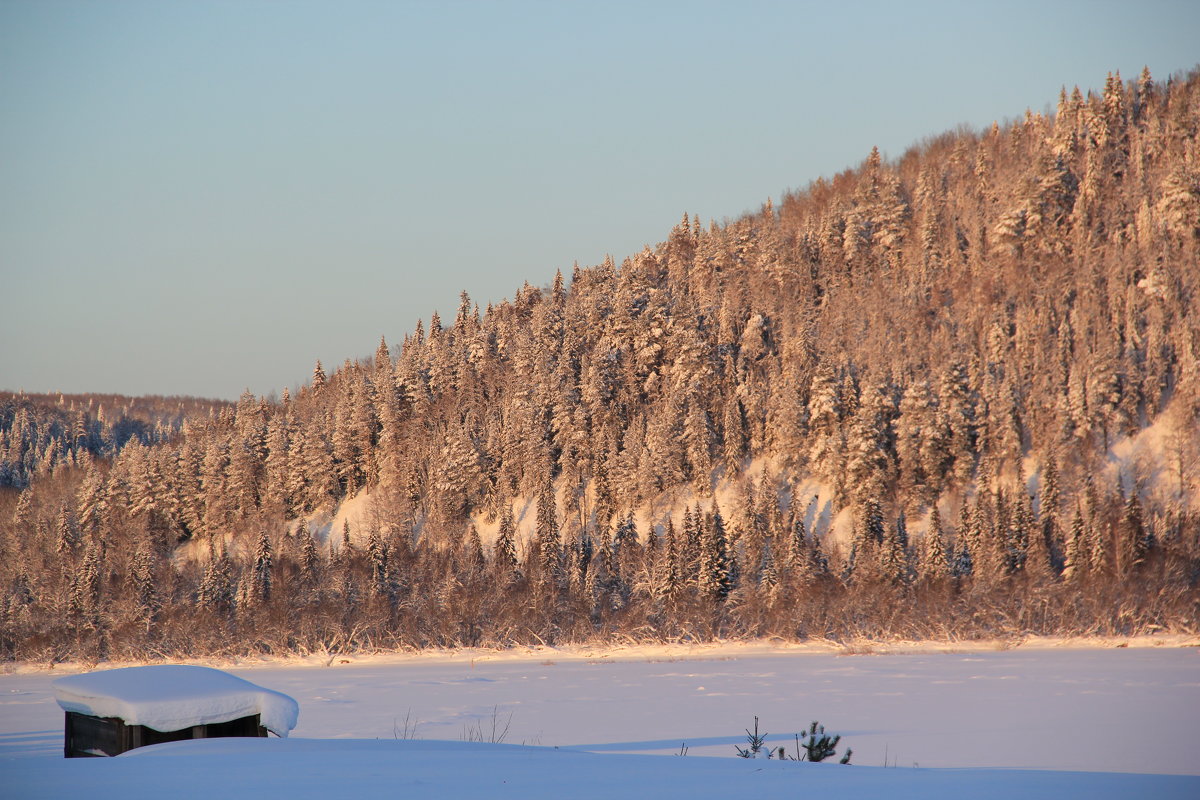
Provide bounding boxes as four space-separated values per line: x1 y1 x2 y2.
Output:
953 502 975 578
938 361 977 488
55 502 80 555
844 381 898 505
784 511 811 589
1119 488 1150 575
463 525 486 576
663 518 681 596
253 529 273 605
535 481 562 588
698 503 731 601
1062 505 1086 581
613 512 640 580
367 528 390 599
1084 479 1109 576
263 413 292 515
683 505 703 588
76 462 109 538
299 526 321 599
722 398 748 474
886 510 911 585
1040 455 1062 569
919 505 951 583
806 364 846 494
494 504 519 583
897 380 934 500
847 497 884 583
682 393 716 494
128 545 159 630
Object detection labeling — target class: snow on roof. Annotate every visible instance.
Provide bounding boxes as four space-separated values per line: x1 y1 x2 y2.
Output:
52 665 299 737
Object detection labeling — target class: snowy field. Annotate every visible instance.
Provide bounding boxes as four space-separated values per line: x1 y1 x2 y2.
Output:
3 639 1199 799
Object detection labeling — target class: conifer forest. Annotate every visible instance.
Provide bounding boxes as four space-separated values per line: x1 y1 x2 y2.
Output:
2 68 1199 663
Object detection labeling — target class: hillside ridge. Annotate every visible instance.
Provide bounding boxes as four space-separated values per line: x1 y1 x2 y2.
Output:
2 67 1198 661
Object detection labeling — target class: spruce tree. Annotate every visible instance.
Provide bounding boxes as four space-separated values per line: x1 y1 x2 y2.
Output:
1119 489 1150 574
785 513 811 588
55 503 80 555
494 504 519 582
953 502 975 578
367 529 390 599
847 497 885 583
1085 481 1108 576
663 518 681 596
879 512 909 585
129 545 159 630
253 530 273 605
535 481 561 586
299 526 321 599
463 525 486 575
919 506 950 583
1040 455 1062 570
1063 506 1086 581
699 504 731 601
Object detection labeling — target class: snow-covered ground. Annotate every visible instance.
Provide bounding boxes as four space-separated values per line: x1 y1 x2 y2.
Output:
3 639 1199 798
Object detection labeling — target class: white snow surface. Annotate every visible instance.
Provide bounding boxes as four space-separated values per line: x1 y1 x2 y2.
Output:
51 665 298 736
7 737 1198 800
5 639 1199 799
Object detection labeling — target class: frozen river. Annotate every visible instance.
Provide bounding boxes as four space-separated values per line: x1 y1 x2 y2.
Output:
3 642 1198 775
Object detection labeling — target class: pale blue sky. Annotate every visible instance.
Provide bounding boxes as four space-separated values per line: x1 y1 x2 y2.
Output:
2 0 1197 400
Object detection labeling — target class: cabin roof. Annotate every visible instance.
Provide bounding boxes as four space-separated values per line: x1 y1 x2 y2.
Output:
53 665 299 737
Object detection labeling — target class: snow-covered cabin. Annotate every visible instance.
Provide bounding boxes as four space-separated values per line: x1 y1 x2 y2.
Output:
52 665 299 757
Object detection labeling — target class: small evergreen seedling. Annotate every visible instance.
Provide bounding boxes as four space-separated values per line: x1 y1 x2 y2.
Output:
735 717 852 764
800 721 841 762
735 716 769 758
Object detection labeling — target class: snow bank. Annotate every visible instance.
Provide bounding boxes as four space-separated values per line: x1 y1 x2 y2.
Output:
52 665 299 737
6 738 1199 800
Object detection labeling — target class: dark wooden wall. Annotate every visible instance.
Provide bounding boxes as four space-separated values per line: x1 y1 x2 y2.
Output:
64 712 266 757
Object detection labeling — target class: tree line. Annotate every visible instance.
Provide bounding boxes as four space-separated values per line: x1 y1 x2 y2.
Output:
0 392 231 489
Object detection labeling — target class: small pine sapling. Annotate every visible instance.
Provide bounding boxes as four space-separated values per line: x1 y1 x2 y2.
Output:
735 716 769 758
799 720 844 763
736 717 852 763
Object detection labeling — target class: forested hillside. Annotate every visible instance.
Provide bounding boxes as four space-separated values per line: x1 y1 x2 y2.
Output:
3 68 1198 662
0 392 231 490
